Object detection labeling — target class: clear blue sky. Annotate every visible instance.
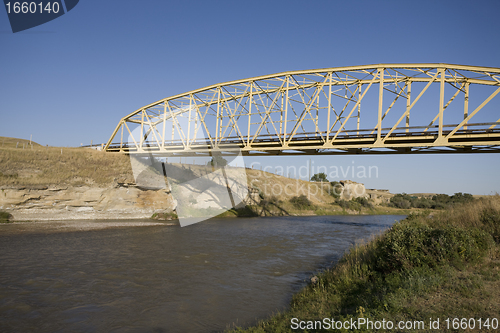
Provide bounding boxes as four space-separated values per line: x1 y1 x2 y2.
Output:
1 0 499 195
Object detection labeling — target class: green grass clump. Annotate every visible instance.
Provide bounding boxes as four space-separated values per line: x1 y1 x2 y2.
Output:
151 212 178 220
290 195 314 210
0 211 13 223
228 196 500 332
388 192 475 209
480 207 500 243
374 215 492 273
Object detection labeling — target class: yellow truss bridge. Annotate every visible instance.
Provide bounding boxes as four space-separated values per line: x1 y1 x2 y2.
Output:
105 64 500 155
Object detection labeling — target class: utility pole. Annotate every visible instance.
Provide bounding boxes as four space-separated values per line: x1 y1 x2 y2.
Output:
308 159 311 181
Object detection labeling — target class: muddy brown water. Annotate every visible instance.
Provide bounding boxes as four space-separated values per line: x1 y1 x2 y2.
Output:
0 215 405 332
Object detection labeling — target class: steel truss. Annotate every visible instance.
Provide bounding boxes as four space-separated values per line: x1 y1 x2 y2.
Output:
104 64 500 155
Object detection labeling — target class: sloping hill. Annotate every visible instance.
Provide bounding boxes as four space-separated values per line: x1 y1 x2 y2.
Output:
0 136 42 149
0 140 134 186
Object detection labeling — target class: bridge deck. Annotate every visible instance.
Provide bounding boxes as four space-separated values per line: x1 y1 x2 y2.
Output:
104 126 500 155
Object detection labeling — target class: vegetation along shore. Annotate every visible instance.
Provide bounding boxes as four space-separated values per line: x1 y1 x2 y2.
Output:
228 196 500 332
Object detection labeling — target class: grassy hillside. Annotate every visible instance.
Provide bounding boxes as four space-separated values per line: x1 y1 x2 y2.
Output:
0 138 134 186
228 196 500 332
0 136 42 149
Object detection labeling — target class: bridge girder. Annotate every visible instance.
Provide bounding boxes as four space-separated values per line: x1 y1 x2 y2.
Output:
104 64 500 155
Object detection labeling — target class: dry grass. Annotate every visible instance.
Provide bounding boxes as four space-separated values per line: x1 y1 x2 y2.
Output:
0 136 42 149
0 143 134 186
416 195 500 245
433 195 500 227
246 168 336 203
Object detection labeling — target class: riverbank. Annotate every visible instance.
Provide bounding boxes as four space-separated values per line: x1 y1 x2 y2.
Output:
0 139 171 221
0 136 473 222
0 137 403 221
228 196 500 332
0 219 178 235
214 204 416 218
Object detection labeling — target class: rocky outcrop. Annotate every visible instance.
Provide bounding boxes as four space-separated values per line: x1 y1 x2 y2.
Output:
0 174 388 221
0 184 176 221
338 180 367 200
366 189 392 205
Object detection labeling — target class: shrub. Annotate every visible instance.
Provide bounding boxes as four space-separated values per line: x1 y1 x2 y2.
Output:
336 199 348 210
412 197 433 209
388 192 475 209
374 219 492 273
151 212 178 220
353 196 372 209
450 192 475 204
0 172 18 179
431 193 474 208
481 207 500 243
310 172 328 182
0 211 13 223
329 181 342 198
432 193 451 205
389 194 412 209
336 198 362 211
207 156 227 167
259 195 280 208
290 195 313 209
268 195 280 205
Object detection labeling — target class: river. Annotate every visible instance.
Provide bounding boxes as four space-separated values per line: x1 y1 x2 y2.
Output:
0 215 405 332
